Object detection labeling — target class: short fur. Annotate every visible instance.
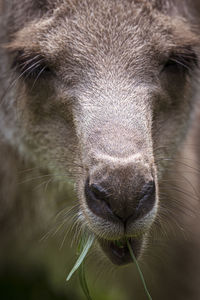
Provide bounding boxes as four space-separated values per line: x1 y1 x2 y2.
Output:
1 0 200 298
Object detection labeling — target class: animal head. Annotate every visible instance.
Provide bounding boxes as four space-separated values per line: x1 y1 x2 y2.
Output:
3 0 200 264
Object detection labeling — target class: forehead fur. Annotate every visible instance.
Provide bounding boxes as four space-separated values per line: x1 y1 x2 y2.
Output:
9 0 199 59
6 0 199 87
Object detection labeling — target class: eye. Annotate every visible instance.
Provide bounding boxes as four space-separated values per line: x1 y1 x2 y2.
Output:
12 50 52 80
162 50 198 74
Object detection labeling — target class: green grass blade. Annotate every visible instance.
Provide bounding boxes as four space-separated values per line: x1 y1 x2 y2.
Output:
66 234 95 281
79 261 93 300
127 240 152 300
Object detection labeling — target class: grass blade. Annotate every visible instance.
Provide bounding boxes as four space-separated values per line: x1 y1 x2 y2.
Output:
66 234 95 281
79 261 93 300
127 240 152 300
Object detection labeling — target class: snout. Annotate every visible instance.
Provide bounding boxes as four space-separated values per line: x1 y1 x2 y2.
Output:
85 178 156 223
81 160 158 265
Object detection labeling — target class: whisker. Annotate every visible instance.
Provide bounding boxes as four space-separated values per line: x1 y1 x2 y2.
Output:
31 65 47 90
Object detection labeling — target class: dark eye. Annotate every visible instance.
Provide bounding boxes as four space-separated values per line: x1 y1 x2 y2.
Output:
13 50 52 80
162 51 198 74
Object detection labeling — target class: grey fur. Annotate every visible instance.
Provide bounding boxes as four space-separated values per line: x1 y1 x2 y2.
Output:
1 0 200 298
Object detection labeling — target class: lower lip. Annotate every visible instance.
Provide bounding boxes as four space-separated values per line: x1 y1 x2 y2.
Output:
98 237 142 265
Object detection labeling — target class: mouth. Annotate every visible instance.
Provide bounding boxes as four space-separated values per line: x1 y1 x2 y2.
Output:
98 237 143 265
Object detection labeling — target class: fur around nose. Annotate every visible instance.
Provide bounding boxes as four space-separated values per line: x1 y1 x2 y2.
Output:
85 165 156 223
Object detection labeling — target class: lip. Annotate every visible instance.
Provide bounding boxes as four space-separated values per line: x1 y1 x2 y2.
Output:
98 237 143 265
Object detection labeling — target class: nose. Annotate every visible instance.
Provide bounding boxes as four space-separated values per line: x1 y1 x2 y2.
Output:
85 177 156 223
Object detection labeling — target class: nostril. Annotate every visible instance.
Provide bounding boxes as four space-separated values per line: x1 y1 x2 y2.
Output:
90 183 108 202
84 178 114 220
140 181 155 198
136 181 156 219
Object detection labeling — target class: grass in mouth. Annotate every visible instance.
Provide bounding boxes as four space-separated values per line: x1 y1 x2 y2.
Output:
67 235 152 300
78 260 93 300
127 239 152 300
66 234 94 300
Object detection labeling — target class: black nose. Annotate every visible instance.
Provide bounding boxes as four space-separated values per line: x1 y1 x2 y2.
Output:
135 180 156 220
84 178 156 223
84 179 116 222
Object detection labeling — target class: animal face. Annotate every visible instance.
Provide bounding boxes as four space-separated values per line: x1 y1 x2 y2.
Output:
7 0 199 264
